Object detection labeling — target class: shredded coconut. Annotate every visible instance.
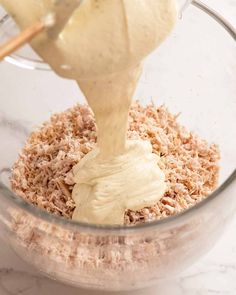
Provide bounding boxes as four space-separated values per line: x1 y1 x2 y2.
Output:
11 103 220 225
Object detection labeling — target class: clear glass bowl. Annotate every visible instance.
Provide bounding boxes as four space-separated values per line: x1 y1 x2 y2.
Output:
0 1 236 291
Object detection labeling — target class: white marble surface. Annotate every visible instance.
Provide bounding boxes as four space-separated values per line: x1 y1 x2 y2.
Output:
0 0 235 294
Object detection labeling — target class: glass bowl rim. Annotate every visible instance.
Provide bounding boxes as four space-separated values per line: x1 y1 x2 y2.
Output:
0 0 235 233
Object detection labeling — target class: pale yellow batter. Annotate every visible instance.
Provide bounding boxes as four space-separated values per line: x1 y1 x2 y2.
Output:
1 0 177 225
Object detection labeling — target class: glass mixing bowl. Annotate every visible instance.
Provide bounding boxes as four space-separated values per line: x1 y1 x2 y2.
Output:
0 1 235 291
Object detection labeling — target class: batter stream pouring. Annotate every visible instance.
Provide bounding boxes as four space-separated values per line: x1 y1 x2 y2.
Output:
1 0 178 224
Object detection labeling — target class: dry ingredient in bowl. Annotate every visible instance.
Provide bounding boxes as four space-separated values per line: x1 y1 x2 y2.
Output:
11 102 220 225
3 0 179 225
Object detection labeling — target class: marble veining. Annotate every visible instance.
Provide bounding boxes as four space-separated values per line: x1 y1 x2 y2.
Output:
0 113 30 138
0 268 42 295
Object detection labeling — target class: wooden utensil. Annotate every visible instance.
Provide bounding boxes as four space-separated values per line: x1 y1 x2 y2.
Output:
0 14 55 61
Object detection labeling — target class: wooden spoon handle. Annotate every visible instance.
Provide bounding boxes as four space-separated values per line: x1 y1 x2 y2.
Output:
0 20 45 61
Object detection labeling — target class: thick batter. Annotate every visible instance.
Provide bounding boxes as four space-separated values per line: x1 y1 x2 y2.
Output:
1 0 177 224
